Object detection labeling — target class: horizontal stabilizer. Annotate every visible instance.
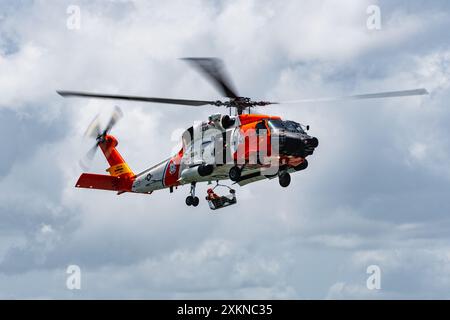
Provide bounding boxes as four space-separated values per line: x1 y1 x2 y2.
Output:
76 173 123 191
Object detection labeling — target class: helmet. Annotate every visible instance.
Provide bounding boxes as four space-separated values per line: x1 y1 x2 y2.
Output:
207 188 214 194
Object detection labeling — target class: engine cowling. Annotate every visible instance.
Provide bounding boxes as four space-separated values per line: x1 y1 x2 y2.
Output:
198 164 214 176
180 164 214 182
221 115 235 129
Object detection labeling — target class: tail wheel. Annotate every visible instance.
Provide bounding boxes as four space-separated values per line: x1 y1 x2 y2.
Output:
229 166 241 181
279 172 291 188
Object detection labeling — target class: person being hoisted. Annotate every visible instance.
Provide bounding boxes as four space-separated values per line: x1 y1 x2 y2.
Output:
206 188 220 201
205 184 237 211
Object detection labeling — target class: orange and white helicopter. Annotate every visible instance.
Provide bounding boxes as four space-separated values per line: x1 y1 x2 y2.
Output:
58 58 428 210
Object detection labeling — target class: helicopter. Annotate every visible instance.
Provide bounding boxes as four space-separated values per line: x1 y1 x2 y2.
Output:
58 58 428 210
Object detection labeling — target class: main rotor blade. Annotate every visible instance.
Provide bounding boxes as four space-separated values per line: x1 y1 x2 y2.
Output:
182 57 239 99
57 91 217 106
279 88 429 104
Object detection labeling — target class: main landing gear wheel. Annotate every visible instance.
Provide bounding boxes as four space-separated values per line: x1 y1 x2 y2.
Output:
294 159 308 171
279 172 291 188
229 166 242 182
186 182 199 207
186 196 199 207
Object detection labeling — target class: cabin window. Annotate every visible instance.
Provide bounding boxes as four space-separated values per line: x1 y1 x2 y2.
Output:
255 120 266 134
182 126 194 149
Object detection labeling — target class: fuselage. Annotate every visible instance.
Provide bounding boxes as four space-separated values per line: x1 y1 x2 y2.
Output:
130 113 318 194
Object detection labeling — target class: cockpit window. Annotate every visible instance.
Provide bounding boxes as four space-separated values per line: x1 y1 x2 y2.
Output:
268 120 305 133
284 121 305 134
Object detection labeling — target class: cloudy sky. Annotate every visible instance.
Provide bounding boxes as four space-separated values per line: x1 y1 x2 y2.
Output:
0 0 449 299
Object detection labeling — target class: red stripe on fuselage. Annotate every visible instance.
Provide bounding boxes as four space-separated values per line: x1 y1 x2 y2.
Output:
163 148 183 187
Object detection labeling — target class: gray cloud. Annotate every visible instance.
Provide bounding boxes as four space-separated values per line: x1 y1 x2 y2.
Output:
0 0 449 299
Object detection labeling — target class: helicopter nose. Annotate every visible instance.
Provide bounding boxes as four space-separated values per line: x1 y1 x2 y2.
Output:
302 137 318 156
278 134 318 157
306 137 319 148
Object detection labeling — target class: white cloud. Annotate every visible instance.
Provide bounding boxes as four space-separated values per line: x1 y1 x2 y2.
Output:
0 0 449 299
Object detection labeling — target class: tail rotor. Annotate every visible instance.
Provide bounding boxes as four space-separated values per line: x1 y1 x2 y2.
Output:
79 106 123 169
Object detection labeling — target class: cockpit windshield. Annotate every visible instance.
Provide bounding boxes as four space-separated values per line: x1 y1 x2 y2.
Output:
284 121 306 134
268 120 305 134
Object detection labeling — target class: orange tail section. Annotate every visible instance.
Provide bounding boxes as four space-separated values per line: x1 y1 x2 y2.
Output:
76 135 135 193
76 173 132 191
98 135 134 178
